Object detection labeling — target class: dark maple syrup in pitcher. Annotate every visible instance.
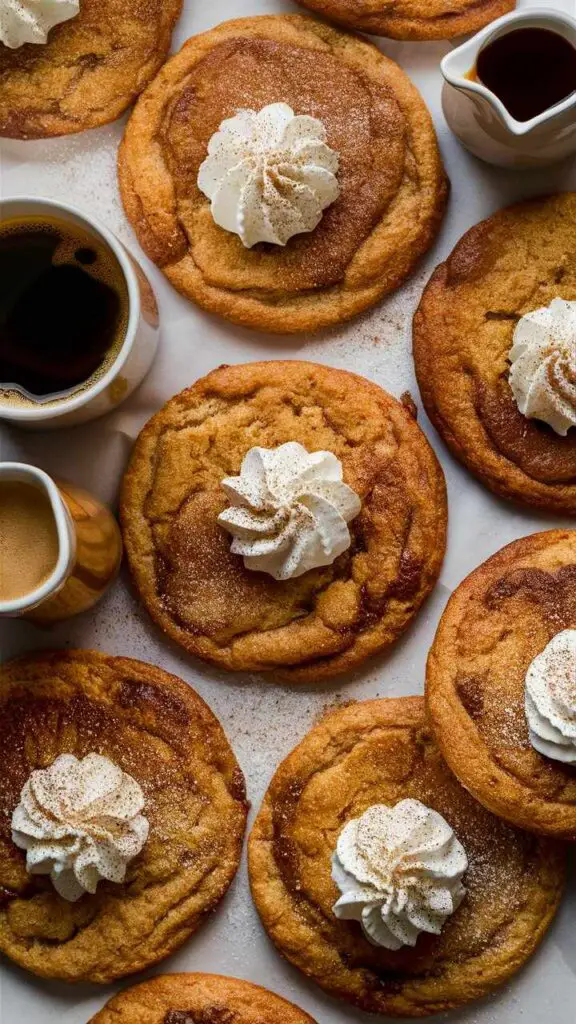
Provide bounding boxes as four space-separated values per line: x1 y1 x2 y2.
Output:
469 27 576 122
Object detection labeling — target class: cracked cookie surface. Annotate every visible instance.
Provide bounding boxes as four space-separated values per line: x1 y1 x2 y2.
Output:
0 650 247 982
248 696 565 1017
118 14 448 333
120 361 447 683
0 0 182 138
413 194 576 513
89 973 318 1023
295 0 514 41
427 530 576 839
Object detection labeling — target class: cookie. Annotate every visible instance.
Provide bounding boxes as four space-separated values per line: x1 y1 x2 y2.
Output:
427 529 576 839
248 696 565 1017
0 0 182 138
89 973 318 1023
294 0 514 41
0 650 247 982
413 194 576 513
120 361 447 683
118 15 448 333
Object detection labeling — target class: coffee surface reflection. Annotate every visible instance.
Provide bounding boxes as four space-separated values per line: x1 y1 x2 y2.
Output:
0 216 129 406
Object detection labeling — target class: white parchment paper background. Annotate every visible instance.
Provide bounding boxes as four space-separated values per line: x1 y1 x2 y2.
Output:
1 2 575 1021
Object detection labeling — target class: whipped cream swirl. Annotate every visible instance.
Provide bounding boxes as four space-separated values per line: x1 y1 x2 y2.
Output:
12 753 149 902
525 629 576 764
217 442 361 580
509 298 576 435
0 0 79 48
197 102 340 248
332 800 468 950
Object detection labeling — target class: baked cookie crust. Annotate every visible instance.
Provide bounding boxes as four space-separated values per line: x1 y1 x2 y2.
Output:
295 0 514 41
248 696 565 1017
427 530 576 839
118 14 448 333
89 973 318 1023
0 650 247 982
413 194 576 514
120 361 447 683
0 0 182 138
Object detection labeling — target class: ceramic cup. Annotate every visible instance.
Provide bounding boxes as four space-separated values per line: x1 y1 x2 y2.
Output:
441 0 576 168
0 462 122 622
0 196 159 429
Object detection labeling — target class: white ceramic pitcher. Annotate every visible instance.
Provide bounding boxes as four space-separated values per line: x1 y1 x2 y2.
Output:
442 0 576 167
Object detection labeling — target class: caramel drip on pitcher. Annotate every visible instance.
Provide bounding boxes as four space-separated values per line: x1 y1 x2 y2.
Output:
26 482 122 624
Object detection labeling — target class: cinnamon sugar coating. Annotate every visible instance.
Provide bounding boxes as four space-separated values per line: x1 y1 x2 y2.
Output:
294 0 514 41
118 15 448 333
427 530 576 839
0 0 182 138
120 361 447 683
0 651 247 982
89 973 317 1024
413 194 576 513
248 696 565 1017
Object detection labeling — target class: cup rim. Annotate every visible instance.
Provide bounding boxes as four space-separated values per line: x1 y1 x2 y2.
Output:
441 8 576 137
0 195 140 421
0 463 74 614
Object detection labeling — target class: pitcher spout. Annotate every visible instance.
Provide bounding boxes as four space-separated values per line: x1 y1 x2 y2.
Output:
441 35 484 87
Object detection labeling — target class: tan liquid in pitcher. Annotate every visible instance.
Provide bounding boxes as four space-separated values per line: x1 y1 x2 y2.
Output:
0 480 60 601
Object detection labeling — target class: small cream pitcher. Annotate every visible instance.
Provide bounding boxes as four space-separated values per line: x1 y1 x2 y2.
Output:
0 462 122 623
442 0 576 167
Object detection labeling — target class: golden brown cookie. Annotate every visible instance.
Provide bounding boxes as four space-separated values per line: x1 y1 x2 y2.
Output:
120 361 447 683
0 0 182 138
295 0 514 40
0 650 247 982
427 530 576 840
89 973 318 1024
248 696 565 1017
118 15 448 333
413 194 576 514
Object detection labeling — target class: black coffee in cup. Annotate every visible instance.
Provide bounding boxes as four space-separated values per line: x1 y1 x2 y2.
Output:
0 216 129 405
